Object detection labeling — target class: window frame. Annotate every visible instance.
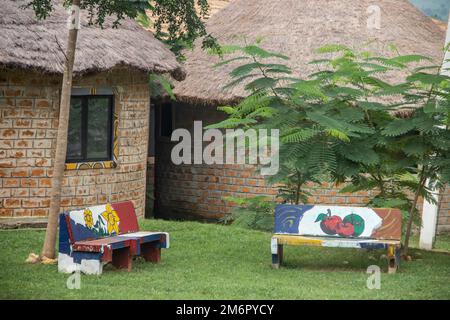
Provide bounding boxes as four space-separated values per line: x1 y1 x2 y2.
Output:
66 94 115 164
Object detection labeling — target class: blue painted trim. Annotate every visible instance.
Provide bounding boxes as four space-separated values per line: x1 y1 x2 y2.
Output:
72 252 102 264
135 240 141 256
395 246 401 267
359 242 388 250
274 204 314 234
58 213 71 255
158 241 168 249
69 219 102 242
109 240 130 250
140 234 162 243
272 254 280 265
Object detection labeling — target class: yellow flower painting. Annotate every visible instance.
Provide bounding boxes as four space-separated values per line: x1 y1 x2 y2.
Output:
101 203 120 235
83 209 94 229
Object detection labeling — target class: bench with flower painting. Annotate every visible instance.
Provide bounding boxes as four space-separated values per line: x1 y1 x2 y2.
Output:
58 201 169 275
271 205 402 273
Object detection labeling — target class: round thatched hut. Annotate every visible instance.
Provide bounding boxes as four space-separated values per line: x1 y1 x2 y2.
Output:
153 0 449 232
0 0 184 219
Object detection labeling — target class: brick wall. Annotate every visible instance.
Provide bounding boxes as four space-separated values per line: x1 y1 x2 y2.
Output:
155 153 378 221
154 102 449 233
156 154 277 220
438 186 450 233
0 68 150 218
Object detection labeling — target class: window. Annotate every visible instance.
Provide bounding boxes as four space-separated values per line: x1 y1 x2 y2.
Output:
66 95 114 163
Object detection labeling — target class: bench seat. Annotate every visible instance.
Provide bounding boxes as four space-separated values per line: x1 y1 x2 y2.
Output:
272 234 401 249
73 236 136 253
120 231 170 246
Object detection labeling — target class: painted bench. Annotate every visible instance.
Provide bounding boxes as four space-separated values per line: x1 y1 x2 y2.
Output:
271 205 402 273
58 201 169 275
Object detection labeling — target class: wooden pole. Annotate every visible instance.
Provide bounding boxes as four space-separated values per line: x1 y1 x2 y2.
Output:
41 0 80 259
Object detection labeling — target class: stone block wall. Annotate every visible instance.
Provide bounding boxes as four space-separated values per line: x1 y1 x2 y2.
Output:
0 68 150 218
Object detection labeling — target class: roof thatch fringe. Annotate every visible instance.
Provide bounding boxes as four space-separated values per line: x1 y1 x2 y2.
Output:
0 0 185 81
174 0 445 104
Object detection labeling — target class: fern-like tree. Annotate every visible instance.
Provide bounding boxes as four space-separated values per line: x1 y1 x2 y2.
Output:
27 0 212 260
389 59 450 255
209 40 450 255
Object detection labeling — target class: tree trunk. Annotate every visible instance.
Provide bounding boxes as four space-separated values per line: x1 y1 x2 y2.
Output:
402 175 426 258
295 173 301 205
41 0 80 259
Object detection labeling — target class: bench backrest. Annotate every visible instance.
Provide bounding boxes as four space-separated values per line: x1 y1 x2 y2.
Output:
274 205 401 240
61 201 139 243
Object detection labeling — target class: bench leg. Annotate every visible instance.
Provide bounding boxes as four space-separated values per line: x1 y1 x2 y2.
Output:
271 238 283 269
387 245 400 274
80 259 104 275
112 247 132 271
141 242 161 263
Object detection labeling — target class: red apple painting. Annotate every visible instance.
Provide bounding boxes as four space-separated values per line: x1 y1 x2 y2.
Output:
315 209 341 235
278 205 398 239
342 213 365 237
315 210 365 238
336 222 355 237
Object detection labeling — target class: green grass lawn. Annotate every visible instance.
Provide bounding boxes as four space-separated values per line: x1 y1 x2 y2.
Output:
0 219 449 300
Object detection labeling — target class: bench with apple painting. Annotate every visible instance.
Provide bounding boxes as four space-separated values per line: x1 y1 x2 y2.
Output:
271 205 402 273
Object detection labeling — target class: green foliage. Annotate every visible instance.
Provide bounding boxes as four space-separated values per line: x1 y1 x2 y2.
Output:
149 73 176 100
150 0 219 58
26 0 218 59
27 0 149 27
220 196 275 232
211 40 450 248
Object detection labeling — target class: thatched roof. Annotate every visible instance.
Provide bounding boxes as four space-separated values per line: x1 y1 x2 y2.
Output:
174 0 446 104
208 0 232 17
0 0 185 80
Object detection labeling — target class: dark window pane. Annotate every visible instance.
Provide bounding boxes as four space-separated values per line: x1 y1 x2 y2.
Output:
67 98 83 160
87 97 110 160
66 95 113 163
161 103 173 137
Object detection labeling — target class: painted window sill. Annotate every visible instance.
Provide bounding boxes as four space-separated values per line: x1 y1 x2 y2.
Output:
65 161 117 170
